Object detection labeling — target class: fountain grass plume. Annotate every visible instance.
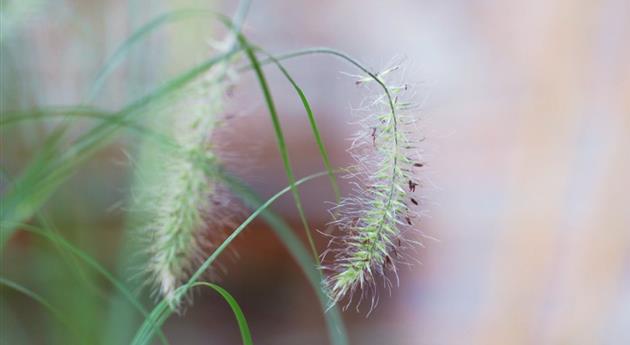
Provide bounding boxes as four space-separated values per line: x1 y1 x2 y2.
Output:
323 63 424 312
143 59 239 310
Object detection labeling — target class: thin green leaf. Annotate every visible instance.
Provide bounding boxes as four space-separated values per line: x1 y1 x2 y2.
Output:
194 283 253 345
0 126 66 245
0 276 82 342
1 224 171 345
129 281 256 345
254 48 341 202
0 107 108 127
238 36 320 265
0 107 177 150
88 10 218 102
88 0 250 101
242 48 398 118
219 172 349 345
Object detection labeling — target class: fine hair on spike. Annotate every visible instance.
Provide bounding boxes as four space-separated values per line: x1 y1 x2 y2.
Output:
323 60 425 313
141 53 241 310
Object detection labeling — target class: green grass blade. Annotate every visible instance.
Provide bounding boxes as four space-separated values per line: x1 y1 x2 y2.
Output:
0 107 178 150
219 172 349 345
238 36 320 265
241 47 397 119
0 276 82 342
0 168 114 307
237 42 350 345
194 283 253 345
87 10 220 102
129 282 253 345
254 48 341 202
88 0 251 101
88 12 190 101
1 224 171 345
0 126 66 245
0 107 108 127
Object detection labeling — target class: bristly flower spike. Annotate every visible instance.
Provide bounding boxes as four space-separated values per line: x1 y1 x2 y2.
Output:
324 63 424 312
144 56 239 310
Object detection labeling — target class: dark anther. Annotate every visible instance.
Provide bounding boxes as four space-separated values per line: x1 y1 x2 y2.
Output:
408 180 418 192
371 127 377 146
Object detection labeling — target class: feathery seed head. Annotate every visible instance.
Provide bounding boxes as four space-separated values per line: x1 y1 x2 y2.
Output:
143 61 238 310
324 63 424 311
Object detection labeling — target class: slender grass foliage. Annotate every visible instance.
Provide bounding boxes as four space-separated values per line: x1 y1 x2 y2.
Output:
0 224 171 345
239 37 321 264
0 277 81 340
1 0 424 343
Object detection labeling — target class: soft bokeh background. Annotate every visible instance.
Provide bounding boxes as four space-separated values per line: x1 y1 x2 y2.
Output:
2 0 629 344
